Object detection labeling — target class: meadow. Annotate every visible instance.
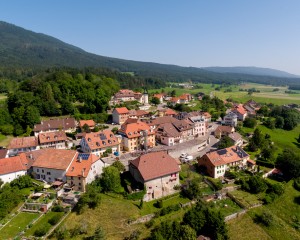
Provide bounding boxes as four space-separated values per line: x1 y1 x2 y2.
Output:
150 82 300 105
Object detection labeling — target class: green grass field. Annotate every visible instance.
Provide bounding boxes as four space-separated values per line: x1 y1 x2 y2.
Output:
25 211 64 237
150 82 300 105
228 181 300 240
0 212 40 239
0 134 13 147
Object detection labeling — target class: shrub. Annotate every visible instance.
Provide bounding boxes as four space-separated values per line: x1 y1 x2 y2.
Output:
52 205 64 212
34 225 48 237
48 214 61 225
256 211 274 227
263 193 277 204
157 200 163 208
294 177 300 191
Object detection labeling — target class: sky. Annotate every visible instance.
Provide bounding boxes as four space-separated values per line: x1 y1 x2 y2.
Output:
1 1 300 74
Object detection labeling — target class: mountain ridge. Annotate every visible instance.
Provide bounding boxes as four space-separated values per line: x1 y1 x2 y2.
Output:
0 20 300 85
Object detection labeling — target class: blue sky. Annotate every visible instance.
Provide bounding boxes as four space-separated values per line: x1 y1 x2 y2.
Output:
1 1 300 74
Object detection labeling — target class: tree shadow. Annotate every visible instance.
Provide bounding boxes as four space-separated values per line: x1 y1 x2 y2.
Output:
292 141 300 148
294 196 300 205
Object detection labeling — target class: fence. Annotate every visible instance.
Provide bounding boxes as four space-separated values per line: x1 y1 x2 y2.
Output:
224 210 247 222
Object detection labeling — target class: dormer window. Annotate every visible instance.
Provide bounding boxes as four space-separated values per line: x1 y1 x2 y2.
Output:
88 138 91 142
102 141 106 145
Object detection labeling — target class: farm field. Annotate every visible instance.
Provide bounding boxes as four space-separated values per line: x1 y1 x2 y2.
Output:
150 82 300 105
228 181 300 240
0 212 40 240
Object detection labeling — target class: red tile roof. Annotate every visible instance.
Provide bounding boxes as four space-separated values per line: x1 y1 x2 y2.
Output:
130 151 180 181
66 153 99 177
233 104 247 115
38 131 67 144
0 154 29 175
202 146 249 167
114 107 129 114
7 136 38 149
31 149 77 170
82 130 119 150
79 120 96 128
119 121 154 139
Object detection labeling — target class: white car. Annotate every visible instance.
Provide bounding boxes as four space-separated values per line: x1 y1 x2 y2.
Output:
181 155 193 163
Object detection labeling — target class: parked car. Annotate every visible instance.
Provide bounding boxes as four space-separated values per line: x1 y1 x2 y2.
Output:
181 155 193 163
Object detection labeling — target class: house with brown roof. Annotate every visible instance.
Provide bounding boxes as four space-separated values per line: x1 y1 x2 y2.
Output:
66 153 105 192
0 154 29 184
145 116 194 146
112 107 130 124
118 120 155 152
198 146 250 178
228 132 243 146
214 126 235 139
79 120 96 130
129 151 180 201
243 99 261 116
157 108 177 117
80 130 121 157
7 136 39 157
153 93 165 103
33 118 77 137
38 131 68 149
128 109 150 120
30 149 77 183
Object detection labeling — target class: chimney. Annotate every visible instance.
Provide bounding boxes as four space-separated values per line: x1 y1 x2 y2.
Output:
78 156 82 162
29 154 33 159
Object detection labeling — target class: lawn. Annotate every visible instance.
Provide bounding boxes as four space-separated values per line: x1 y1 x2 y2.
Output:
210 198 242 217
140 193 190 216
0 134 13 147
0 212 40 239
25 211 64 237
228 181 300 240
229 190 263 209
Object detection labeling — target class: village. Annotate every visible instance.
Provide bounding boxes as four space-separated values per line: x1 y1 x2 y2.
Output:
1 86 292 239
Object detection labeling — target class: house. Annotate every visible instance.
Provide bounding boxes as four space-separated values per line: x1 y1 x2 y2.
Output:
66 153 105 192
118 120 155 152
169 93 193 106
0 154 29 184
79 120 96 130
228 132 243 146
0 149 8 158
128 109 150 120
7 136 39 157
175 111 207 137
214 126 235 139
202 112 212 122
112 107 129 124
198 146 250 178
38 131 68 149
129 151 180 201
153 93 165 103
243 100 261 116
157 108 177 117
111 89 148 105
232 104 248 121
223 112 238 127
80 130 121 157
33 118 77 137
30 149 77 183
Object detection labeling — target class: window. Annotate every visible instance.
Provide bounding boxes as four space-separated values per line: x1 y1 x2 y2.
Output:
37 169 39 172
79 183 81 186
71 176 73 180
78 177 81 180
42 169 44 173
47 172 51 175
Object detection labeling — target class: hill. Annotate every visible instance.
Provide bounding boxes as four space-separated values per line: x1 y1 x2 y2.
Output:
1 20 300 87
203 66 299 78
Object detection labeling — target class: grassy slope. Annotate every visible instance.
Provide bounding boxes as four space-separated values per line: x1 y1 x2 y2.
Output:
0 134 13 147
61 194 147 240
228 181 300 240
0 212 40 239
25 212 64 237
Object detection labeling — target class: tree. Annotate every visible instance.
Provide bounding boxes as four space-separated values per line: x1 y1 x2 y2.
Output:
183 203 207 234
170 90 176 97
264 118 275 129
247 176 267 194
82 123 91 133
275 116 284 129
100 166 123 193
111 161 125 172
243 117 257 128
276 149 300 179
218 136 233 149
179 225 197 240
151 97 160 105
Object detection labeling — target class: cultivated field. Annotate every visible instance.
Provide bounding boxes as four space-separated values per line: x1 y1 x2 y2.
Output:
150 82 300 105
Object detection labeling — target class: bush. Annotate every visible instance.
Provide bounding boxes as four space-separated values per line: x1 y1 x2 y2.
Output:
34 225 48 237
159 204 181 216
263 193 277 204
156 200 163 208
256 211 274 227
125 190 146 200
48 214 61 225
52 205 64 212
